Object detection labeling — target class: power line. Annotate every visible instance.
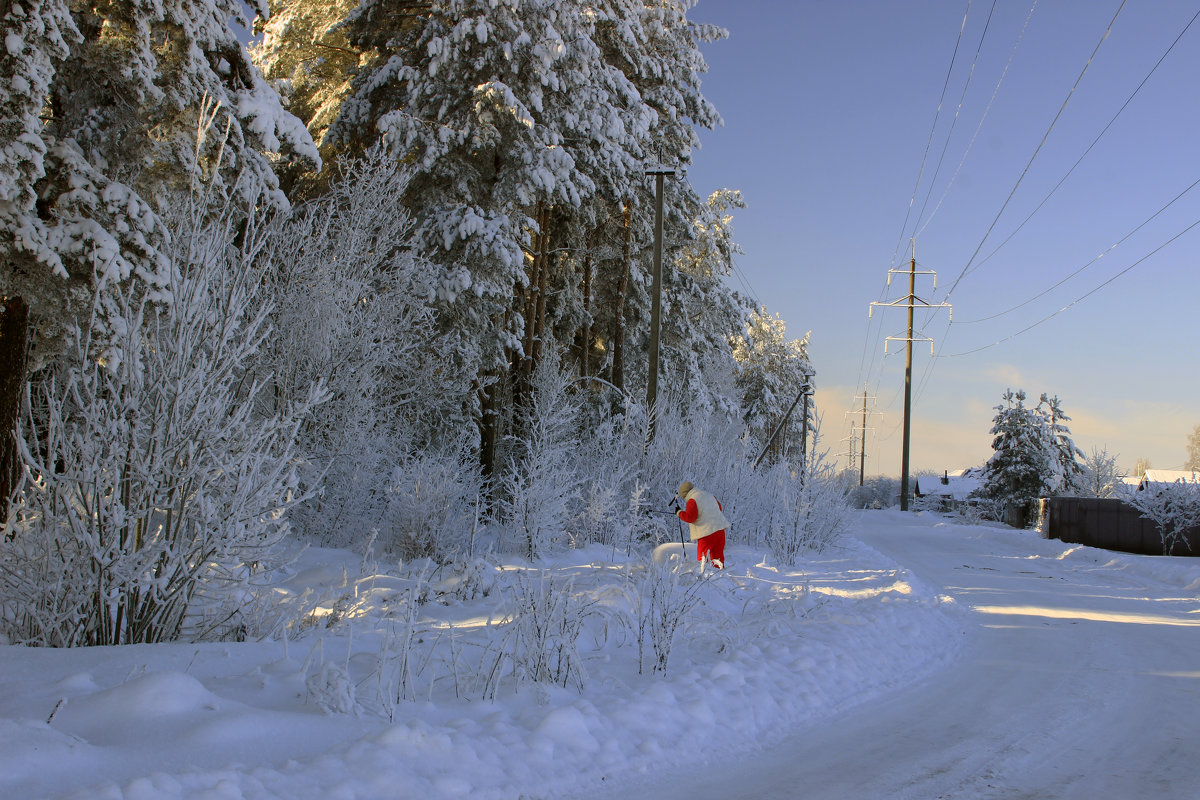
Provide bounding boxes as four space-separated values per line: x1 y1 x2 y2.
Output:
939 213 1200 358
910 3 1196 406
911 0 999 236
914 0 1039 239
944 0 1128 301
956 171 1200 324
890 0 974 266
961 4 1200 280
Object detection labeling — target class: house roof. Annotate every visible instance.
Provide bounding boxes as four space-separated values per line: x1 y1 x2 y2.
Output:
1139 469 1199 488
915 468 983 501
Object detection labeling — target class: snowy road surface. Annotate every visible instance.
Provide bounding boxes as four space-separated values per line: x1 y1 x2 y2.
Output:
623 514 1200 800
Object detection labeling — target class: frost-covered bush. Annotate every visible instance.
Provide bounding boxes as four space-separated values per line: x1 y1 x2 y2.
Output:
762 445 852 565
1118 477 1200 556
264 148 469 549
630 559 706 675
640 394 757 540
498 356 580 560
569 405 644 548
0 173 326 647
850 475 900 509
384 437 482 562
491 570 597 692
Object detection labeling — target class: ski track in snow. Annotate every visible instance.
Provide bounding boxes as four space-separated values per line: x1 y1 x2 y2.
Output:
1 510 1197 799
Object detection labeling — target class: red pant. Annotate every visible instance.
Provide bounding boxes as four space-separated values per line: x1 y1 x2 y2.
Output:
696 529 725 567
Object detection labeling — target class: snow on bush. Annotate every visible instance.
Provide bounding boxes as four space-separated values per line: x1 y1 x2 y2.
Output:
498 356 580 560
264 147 469 552
384 437 482 562
1118 476 1200 556
762 443 853 565
0 167 326 647
630 558 708 675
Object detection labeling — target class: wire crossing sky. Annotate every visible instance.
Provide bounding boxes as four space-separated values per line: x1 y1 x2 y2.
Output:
688 0 1200 475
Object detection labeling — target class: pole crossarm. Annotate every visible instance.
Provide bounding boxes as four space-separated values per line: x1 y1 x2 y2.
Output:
869 296 953 319
884 334 936 355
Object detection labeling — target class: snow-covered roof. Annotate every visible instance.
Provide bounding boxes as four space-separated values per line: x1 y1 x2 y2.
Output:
915 469 983 500
1138 470 1199 488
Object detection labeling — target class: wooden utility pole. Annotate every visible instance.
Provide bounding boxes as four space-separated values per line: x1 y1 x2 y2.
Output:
868 241 951 511
859 390 869 486
900 249 915 510
645 167 674 437
753 370 813 470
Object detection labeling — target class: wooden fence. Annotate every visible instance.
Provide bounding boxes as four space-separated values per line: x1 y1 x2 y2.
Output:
1042 496 1200 557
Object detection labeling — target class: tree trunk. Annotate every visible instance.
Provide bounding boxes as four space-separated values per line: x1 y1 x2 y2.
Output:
577 252 592 378
531 209 551 376
0 295 29 523
611 202 631 392
477 376 499 478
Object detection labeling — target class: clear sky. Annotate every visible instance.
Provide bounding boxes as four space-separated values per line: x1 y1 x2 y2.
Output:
685 0 1200 477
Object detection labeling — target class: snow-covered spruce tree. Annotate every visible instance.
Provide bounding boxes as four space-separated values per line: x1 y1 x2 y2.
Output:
1037 393 1084 496
1118 476 1200 556
979 389 1056 527
0 0 318 513
0 156 327 647
262 146 472 549
733 305 813 465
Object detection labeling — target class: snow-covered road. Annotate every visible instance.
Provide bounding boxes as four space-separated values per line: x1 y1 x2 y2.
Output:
632 514 1200 800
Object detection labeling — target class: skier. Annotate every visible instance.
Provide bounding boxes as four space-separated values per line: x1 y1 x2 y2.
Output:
675 481 729 568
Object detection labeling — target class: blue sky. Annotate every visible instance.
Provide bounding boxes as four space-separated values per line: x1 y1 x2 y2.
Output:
686 0 1200 476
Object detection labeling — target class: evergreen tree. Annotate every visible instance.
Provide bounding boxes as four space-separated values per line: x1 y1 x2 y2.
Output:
1037 393 1084 495
254 0 736 472
981 389 1054 527
732 306 813 462
0 0 318 512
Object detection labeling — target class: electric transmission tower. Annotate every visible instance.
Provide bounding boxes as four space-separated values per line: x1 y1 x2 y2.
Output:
868 240 951 510
844 390 877 486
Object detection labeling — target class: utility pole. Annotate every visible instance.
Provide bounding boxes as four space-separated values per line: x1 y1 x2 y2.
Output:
843 390 875 486
753 367 814 471
645 166 674 438
869 240 951 510
859 391 868 484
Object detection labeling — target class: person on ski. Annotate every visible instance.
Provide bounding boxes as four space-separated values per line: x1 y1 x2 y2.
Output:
675 481 728 568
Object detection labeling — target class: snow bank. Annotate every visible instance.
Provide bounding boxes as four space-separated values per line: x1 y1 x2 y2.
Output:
0 521 965 800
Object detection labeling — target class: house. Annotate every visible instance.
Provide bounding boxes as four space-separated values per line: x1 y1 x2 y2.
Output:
1136 470 1200 491
913 468 984 512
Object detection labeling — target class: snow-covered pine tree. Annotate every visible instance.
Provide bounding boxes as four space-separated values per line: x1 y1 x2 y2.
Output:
981 389 1054 527
733 306 814 464
0 0 318 512
252 0 365 191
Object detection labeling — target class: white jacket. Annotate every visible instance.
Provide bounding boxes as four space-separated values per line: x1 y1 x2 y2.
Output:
680 488 729 541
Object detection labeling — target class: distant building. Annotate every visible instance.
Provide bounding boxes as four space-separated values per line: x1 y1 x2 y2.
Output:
913 468 984 512
1136 470 1200 491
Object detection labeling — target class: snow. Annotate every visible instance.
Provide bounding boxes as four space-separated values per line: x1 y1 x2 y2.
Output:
3 510 1198 799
